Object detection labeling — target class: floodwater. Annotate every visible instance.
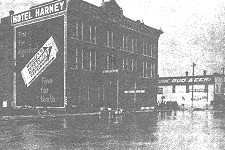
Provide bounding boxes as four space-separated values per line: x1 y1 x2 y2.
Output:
0 110 225 150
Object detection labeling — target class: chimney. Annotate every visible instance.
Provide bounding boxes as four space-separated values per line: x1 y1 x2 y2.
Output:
203 70 206 76
9 10 14 16
101 0 105 7
185 71 188 76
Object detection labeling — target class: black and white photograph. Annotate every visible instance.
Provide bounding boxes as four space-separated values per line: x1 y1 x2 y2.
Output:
0 0 225 149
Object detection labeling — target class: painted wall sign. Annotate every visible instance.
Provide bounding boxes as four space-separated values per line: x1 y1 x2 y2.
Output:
158 76 214 85
15 16 65 108
21 36 58 87
12 0 66 25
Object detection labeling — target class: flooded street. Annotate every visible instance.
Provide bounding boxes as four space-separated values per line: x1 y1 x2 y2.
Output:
0 111 225 149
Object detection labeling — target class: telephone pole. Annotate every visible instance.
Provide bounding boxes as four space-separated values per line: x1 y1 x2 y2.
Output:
191 63 196 109
222 67 225 95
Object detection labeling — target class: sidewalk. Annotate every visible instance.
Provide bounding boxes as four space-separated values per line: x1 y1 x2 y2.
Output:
1 111 100 120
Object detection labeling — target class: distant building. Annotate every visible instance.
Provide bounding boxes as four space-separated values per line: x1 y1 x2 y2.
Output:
157 71 224 110
0 0 163 112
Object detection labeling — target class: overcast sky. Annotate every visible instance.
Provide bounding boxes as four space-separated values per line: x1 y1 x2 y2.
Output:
1 0 225 77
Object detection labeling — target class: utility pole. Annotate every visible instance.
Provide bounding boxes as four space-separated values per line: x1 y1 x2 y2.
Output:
191 63 196 109
222 67 225 93
222 68 225 104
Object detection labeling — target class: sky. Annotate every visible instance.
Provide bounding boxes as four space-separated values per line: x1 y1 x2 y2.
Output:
1 0 225 77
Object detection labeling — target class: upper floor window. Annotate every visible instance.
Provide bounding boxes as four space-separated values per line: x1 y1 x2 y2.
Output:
72 21 96 44
216 84 219 94
105 31 114 48
131 38 134 53
90 26 97 44
72 21 83 40
123 35 128 51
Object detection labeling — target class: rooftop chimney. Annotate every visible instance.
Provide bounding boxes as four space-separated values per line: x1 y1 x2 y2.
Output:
101 0 105 7
9 10 14 16
203 70 206 76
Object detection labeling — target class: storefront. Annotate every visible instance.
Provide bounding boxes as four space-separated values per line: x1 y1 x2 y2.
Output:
157 72 224 109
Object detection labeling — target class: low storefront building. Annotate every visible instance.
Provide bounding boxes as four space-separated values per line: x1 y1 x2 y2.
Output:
157 71 224 110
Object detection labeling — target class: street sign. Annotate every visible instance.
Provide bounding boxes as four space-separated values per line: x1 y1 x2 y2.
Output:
103 69 118 73
124 90 145 94
189 89 205 92
21 36 58 87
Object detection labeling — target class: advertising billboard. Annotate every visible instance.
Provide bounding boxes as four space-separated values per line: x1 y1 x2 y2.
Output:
13 0 66 108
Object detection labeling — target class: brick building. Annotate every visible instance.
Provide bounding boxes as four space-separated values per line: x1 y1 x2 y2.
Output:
1 0 163 113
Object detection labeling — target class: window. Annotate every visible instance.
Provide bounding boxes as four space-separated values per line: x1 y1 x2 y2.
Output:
80 22 83 41
89 26 91 43
83 48 90 71
131 59 134 71
90 26 96 44
137 61 143 77
123 35 128 51
153 43 157 57
83 23 90 42
72 22 78 39
81 49 84 69
151 62 154 78
145 62 148 77
150 43 153 57
142 62 145 77
145 42 148 55
124 58 128 70
106 53 109 69
75 48 78 69
109 54 116 70
72 22 83 40
142 41 145 55
122 58 125 71
152 63 156 78
107 31 110 47
111 32 114 48
135 39 137 53
131 38 134 52
91 50 95 71
216 84 219 93
149 62 152 78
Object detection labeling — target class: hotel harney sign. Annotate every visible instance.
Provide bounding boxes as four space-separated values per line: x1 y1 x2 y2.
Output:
12 0 66 24
158 76 214 85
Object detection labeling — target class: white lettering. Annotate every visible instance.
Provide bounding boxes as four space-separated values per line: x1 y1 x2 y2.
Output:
59 1 65 10
44 6 49 15
35 9 40 17
49 5 54 13
54 3 59 12
42 77 53 85
24 12 29 20
40 7 45 16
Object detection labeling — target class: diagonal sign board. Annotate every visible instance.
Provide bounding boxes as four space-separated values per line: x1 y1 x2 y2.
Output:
21 36 58 87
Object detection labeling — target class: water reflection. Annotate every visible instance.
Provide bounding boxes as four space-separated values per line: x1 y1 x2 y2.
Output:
1 111 225 149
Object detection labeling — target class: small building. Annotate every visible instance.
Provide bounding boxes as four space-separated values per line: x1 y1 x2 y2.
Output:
157 71 224 110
